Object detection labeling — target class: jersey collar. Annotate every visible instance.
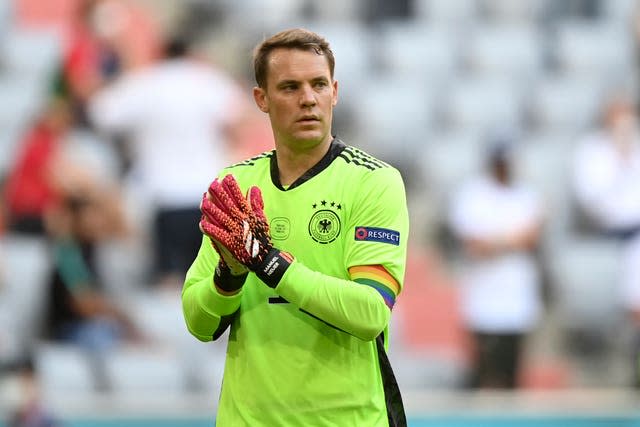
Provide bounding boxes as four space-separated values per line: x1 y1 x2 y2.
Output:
270 138 346 191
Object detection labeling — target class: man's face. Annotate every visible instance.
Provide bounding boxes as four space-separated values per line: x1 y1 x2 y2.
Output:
253 48 338 150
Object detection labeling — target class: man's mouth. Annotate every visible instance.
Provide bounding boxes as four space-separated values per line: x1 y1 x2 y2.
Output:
297 116 319 123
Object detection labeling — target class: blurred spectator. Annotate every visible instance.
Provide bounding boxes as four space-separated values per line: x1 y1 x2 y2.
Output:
573 96 640 235
572 95 640 387
448 132 544 389
55 0 123 124
55 0 161 125
0 193 5 237
88 36 249 287
41 154 141 390
2 98 73 236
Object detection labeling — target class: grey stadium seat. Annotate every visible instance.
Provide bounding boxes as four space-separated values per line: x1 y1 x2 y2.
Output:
464 24 544 82
377 22 460 84
443 76 523 134
527 75 605 132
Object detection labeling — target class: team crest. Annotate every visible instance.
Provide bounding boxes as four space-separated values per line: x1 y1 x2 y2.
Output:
308 200 342 244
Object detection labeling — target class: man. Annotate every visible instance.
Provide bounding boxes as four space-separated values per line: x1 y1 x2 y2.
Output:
182 29 409 426
572 95 640 387
448 134 543 388
89 36 247 287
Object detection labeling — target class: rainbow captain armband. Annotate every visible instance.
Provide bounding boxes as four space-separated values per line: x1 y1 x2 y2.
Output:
348 265 400 310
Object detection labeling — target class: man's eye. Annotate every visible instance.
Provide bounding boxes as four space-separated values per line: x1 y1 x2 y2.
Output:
314 81 327 88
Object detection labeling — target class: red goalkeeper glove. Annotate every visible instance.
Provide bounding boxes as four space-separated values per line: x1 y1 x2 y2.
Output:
200 174 293 288
200 176 249 293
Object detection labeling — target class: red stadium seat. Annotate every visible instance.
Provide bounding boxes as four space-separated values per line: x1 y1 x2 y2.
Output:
395 244 472 364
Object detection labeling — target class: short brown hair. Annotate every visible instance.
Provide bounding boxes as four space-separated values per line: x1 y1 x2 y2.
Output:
253 28 335 88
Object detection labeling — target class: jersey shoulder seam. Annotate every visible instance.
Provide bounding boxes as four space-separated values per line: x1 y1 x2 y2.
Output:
338 146 392 171
227 151 274 169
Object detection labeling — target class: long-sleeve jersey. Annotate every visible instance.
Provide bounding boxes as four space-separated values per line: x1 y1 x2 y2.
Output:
182 139 409 426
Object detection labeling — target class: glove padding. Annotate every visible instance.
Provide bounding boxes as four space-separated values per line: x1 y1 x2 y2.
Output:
200 192 248 277
200 174 293 287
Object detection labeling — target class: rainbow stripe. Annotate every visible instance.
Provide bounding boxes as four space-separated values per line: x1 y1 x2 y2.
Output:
349 265 400 310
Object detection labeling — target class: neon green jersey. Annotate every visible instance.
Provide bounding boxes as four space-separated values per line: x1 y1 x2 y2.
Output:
183 139 409 426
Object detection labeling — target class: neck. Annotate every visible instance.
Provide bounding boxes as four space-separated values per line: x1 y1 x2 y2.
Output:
275 137 333 187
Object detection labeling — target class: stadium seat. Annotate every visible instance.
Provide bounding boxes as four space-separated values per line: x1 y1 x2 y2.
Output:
0 76 45 131
35 342 96 392
0 124 28 179
515 132 577 244
554 20 635 81
547 237 622 332
377 22 460 83
420 130 484 203
516 133 575 199
442 76 523 134
0 27 62 81
527 75 605 132
600 0 638 24
307 0 365 22
125 289 228 392
105 347 185 393
219 0 305 30
414 0 478 24
479 0 546 23
354 75 434 152
464 24 544 82
0 236 51 359
0 0 12 41
390 245 470 388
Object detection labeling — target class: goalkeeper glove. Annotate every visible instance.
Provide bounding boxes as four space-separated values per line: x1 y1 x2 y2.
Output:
200 174 293 288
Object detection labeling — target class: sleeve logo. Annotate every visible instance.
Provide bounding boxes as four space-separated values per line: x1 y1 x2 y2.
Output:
354 227 400 246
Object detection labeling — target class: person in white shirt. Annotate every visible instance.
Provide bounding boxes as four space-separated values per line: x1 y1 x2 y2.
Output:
572 96 640 387
448 135 544 388
88 37 248 286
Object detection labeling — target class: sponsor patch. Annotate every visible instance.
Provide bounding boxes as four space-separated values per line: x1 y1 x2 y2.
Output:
354 227 400 246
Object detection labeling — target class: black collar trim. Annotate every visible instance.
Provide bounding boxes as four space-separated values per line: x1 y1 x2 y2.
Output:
270 138 346 191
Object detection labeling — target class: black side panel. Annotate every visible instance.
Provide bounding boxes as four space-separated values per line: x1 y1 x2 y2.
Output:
376 333 407 427
212 311 238 340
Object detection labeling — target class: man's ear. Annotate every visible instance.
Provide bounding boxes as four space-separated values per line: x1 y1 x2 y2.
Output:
253 86 269 113
332 79 338 107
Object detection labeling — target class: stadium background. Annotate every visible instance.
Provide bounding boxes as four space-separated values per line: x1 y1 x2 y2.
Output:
1 0 640 425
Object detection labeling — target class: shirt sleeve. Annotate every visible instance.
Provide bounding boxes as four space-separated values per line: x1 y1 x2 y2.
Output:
275 261 391 341
182 235 243 342
344 167 409 290
54 240 93 293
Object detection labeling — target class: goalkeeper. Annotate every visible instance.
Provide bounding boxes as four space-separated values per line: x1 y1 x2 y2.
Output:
182 28 409 427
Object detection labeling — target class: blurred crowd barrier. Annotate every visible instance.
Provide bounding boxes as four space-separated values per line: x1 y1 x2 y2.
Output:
1 0 640 424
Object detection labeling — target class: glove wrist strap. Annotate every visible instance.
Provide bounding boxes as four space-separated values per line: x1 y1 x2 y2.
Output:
255 248 293 288
214 262 248 293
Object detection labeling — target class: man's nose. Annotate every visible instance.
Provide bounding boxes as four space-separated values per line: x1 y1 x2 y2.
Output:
300 85 316 107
